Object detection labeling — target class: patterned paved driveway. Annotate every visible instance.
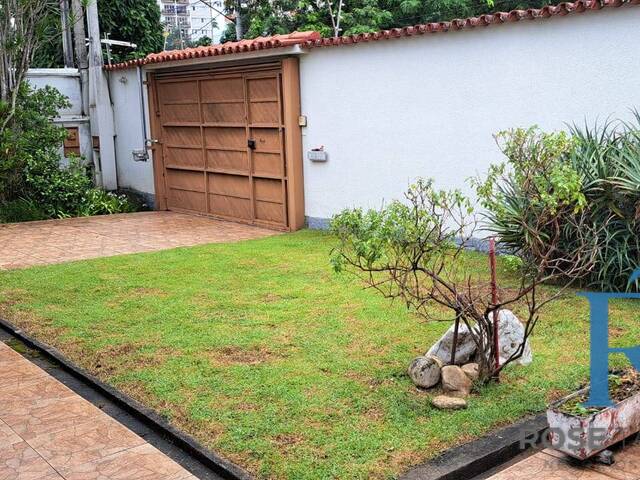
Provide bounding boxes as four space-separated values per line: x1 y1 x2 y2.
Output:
0 211 277 269
486 444 640 479
0 341 198 479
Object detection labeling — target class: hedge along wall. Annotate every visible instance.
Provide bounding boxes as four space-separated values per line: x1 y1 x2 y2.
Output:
298 5 640 228
26 69 92 166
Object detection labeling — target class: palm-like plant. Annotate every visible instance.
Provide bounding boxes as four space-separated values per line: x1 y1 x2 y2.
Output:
481 115 640 292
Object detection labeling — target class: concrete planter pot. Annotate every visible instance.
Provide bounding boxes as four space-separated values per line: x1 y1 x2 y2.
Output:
547 387 640 460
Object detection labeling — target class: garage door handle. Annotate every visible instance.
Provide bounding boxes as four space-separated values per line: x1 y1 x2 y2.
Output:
247 139 256 150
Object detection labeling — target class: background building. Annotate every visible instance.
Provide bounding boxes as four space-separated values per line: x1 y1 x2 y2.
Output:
157 0 225 46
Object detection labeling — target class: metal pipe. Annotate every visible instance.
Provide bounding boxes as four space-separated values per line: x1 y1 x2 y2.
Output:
450 313 460 365
71 0 89 115
60 0 74 67
489 237 500 376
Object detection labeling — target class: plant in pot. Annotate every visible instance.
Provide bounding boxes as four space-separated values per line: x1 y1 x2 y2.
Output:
547 368 640 460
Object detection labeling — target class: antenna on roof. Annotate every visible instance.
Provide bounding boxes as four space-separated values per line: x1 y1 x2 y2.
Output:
101 34 138 65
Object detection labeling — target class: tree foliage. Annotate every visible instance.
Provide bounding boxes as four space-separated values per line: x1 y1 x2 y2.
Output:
222 0 562 41
97 0 163 62
33 0 163 67
1 0 57 125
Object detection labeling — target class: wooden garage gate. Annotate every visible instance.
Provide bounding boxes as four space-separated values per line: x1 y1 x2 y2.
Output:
148 59 304 231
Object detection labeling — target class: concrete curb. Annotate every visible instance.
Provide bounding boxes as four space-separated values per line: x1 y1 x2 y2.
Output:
0 317 252 480
400 414 548 480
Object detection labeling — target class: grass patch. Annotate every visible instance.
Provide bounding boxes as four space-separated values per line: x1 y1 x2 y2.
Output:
0 229 637 479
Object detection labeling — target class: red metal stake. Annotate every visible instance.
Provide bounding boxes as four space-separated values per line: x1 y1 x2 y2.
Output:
489 238 500 376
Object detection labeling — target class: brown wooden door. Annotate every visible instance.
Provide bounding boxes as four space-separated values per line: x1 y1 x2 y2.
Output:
155 66 288 229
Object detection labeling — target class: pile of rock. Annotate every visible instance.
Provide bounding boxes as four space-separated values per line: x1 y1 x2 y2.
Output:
408 310 532 410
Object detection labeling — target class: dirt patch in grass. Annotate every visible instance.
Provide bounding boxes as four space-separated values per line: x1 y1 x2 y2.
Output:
204 345 285 366
118 379 228 442
271 433 304 451
106 287 168 307
0 288 31 307
86 344 179 378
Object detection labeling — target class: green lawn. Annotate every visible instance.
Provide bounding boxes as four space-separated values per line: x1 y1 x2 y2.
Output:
0 230 637 479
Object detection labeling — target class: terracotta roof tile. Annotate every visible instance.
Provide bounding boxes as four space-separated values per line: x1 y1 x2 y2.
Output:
105 0 637 71
104 31 320 71
304 0 634 49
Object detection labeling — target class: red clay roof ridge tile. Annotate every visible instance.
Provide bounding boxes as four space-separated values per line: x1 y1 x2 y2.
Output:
304 0 636 49
104 31 320 70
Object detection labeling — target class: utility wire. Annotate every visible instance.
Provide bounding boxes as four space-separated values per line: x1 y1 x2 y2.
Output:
191 13 221 39
194 0 235 23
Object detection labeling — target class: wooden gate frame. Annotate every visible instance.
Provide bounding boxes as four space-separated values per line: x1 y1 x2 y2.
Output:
147 57 305 231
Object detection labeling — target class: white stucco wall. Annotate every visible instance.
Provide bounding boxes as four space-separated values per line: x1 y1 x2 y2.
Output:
26 69 92 164
108 68 155 198
27 69 82 116
299 6 640 224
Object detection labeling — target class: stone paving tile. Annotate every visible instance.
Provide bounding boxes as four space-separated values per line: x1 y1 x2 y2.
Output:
0 358 48 388
27 417 146 473
487 451 616 479
61 444 198 480
0 441 63 480
0 341 199 480
541 447 639 480
488 447 640 480
0 211 277 270
0 377 76 417
605 443 640 478
1 395 102 441
0 419 22 449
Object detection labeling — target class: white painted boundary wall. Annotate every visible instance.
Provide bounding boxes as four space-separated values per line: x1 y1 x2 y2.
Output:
108 68 155 202
299 6 640 226
26 69 92 164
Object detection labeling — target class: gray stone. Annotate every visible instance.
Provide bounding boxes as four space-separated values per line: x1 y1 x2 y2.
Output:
495 310 533 366
431 395 467 410
426 321 477 366
441 365 472 397
408 356 441 389
461 363 479 381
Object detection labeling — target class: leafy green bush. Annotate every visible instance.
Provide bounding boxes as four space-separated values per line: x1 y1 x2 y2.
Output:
476 117 640 291
0 83 69 205
75 190 137 217
0 198 47 223
1 82 137 223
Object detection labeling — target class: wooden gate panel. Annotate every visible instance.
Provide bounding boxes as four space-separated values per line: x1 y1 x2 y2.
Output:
254 177 285 224
166 147 203 169
204 127 246 150
252 152 283 177
163 126 201 145
206 150 248 173
208 173 252 220
156 66 294 229
165 169 206 212
157 81 198 102
168 189 206 212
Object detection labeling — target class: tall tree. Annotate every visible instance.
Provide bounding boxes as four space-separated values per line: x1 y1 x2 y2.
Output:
1 0 57 129
32 0 163 67
97 0 163 62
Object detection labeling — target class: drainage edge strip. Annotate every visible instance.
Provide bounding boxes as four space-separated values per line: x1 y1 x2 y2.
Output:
0 317 252 480
400 414 548 480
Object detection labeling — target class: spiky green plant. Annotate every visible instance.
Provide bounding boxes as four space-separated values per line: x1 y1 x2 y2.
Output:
477 114 640 292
